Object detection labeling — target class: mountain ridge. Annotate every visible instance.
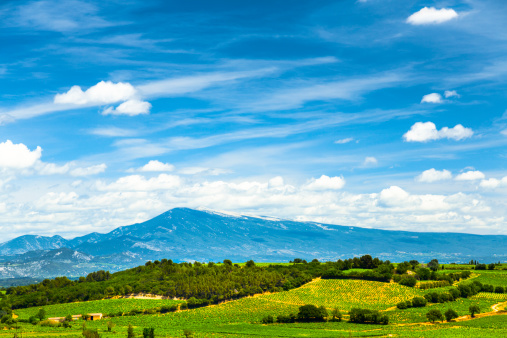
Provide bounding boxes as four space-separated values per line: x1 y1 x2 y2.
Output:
1 207 506 280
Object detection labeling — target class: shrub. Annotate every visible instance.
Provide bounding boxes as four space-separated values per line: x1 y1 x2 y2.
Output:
399 277 417 287
261 315 274 324
396 301 408 310
495 286 504 294
330 308 342 321
276 313 296 323
469 305 480 318
297 305 327 322
445 309 459 322
82 329 100 338
426 309 444 323
411 297 427 307
349 308 388 325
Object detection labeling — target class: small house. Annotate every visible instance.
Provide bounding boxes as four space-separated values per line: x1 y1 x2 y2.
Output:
48 317 65 323
87 313 103 321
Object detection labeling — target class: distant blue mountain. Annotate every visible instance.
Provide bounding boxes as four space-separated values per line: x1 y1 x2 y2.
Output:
1 207 506 279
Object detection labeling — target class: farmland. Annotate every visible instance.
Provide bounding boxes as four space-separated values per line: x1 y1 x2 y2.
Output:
2 261 507 337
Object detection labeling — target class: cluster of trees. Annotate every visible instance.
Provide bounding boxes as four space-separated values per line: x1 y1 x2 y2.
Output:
393 268 471 288
262 305 388 325
425 305 480 323
2 255 397 310
349 308 389 325
398 281 485 310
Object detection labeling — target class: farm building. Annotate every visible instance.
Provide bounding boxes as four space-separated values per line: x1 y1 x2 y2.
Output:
48 317 65 323
87 313 103 321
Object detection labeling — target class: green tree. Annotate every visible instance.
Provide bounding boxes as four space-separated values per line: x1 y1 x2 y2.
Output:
127 324 135 338
245 260 255 268
426 309 444 323
444 309 459 322
469 305 480 318
416 267 431 280
297 305 327 322
331 307 342 321
428 259 440 271
36 308 46 321
65 314 73 322
182 329 193 338
142 328 154 338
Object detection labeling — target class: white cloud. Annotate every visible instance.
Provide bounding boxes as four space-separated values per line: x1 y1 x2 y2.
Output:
268 176 284 188
501 129 507 136
178 167 231 176
103 99 151 116
89 127 138 137
70 164 107 176
444 90 460 98
0 140 42 169
455 170 485 181
36 162 71 175
305 175 345 190
334 137 354 144
421 93 443 103
138 160 174 172
379 186 411 207
54 81 137 105
406 7 458 25
403 122 473 142
480 177 507 189
416 168 452 183
363 156 378 166
97 174 182 191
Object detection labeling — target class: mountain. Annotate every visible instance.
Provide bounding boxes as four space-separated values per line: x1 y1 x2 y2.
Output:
0 234 69 256
1 207 507 280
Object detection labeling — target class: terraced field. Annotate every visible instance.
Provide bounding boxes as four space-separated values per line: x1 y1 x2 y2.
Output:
259 278 425 310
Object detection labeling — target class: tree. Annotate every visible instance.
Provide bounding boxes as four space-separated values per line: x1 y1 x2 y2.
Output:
416 267 431 280
142 328 154 338
396 262 411 274
409 260 420 269
36 309 46 321
65 314 73 322
428 259 440 272
444 309 459 322
245 260 255 268
182 330 194 338
411 297 427 308
469 305 480 318
297 305 327 322
488 263 495 270
426 309 444 323
127 324 135 338
261 315 274 324
331 307 342 321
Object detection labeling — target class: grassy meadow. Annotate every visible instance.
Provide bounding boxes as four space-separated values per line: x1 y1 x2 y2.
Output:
2 263 507 337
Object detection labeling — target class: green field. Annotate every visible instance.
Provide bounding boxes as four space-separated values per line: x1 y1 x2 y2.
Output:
3 267 507 337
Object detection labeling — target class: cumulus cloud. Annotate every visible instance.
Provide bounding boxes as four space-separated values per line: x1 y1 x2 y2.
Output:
421 93 443 103
403 122 473 142
137 160 174 172
379 186 410 207
268 176 284 188
480 177 507 189
54 81 136 105
305 175 345 190
102 99 151 116
97 174 182 191
70 164 107 176
444 90 460 98
416 168 452 183
363 157 378 166
406 7 458 25
455 171 485 181
334 137 354 144
0 140 42 169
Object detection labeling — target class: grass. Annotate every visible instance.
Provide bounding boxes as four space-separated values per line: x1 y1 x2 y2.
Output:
258 278 425 311
14 298 183 319
4 267 507 337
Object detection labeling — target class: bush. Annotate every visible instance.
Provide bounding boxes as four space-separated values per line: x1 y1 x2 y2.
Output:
330 308 342 321
349 308 388 325
261 315 274 324
445 309 459 322
399 277 417 287
82 329 100 338
469 305 480 318
297 305 327 322
495 286 504 294
411 297 427 307
276 313 296 323
396 301 408 309
426 309 444 323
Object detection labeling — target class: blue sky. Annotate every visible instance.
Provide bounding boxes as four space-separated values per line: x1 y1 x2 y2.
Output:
1 0 507 240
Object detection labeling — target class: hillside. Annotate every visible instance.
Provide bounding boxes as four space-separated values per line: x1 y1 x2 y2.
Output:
1 208 507 279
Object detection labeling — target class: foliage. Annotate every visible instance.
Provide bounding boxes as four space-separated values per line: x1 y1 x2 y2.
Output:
469 304 481 318
444 308 459 322
82 329 100 338
142 327 154 338
349 308 389 325
426 309 444 323
296 304 327 322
